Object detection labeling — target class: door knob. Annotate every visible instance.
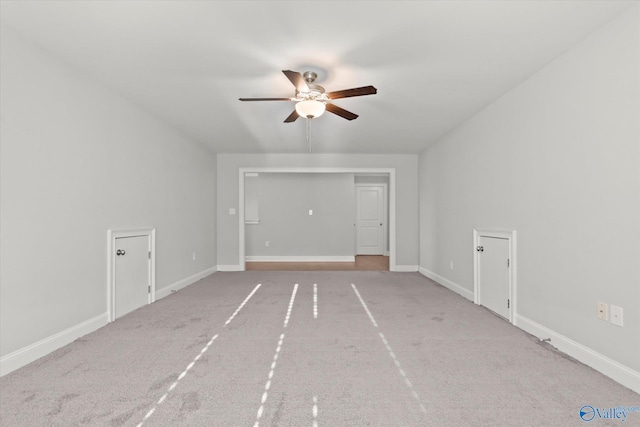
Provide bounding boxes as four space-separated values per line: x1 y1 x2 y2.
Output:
380 223 383 226
476 246 484 252
116 249 126 256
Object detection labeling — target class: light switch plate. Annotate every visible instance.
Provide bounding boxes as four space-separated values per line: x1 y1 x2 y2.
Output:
309 209 313 215
610 305 623 327
229 208 236 215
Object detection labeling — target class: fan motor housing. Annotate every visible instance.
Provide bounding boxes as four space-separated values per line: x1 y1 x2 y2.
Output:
306 84 325 94
303 71 318 83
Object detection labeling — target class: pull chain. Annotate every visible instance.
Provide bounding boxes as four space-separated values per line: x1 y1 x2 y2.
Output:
306 118 312 153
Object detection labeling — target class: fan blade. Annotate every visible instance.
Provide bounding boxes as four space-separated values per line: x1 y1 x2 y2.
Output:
325 103 358 121
239 97 292 101
282 70 309 93
327 85 377 99
284 109 299 123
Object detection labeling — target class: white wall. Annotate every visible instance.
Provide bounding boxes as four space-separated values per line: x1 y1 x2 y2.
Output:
245 173 355 259
0 28 217 362
217 154 419 269
419 5 639 382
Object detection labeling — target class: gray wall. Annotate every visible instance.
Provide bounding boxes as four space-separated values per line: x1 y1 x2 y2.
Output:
217 154 419 269
419 7 639 372
0 29 217 358
245 173 355 258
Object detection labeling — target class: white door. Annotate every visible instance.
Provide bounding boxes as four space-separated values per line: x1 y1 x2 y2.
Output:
356 186 384 255
478 236 510 319
114 235 150 319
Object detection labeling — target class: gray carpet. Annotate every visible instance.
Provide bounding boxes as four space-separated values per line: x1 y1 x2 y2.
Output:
1 271 638 426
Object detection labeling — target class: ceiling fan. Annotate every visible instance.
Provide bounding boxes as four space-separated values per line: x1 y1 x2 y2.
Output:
239 70 377 122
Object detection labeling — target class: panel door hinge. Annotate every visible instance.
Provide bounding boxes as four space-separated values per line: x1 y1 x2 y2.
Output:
148 285 151 293
148 251 151 259
507 299 510 309
507 258 510 267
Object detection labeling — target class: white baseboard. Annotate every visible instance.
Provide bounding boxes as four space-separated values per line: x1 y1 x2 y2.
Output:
217 264 243 272
0 267 219 377
245 256 355 262
155 266 218 300
419 266 639 393
0 312 109 377
515 314 640 394
393 265 419 272
419 266 474 301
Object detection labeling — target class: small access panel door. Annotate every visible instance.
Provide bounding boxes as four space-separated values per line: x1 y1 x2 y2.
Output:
477 236 510 319
114 235 150 319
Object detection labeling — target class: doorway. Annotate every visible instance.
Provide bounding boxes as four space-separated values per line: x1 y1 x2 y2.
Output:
107 228 156 321
238 167 397 271
474 229 516 322
355 184 387 255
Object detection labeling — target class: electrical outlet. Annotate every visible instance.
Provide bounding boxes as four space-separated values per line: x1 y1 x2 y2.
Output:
610 305 623 327
309 209 313 216
265 241 270 247
192 252 196 261
450 261 454 270
597 302 608 321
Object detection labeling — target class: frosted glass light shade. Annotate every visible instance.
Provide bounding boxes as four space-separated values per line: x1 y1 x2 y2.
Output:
295 100 326 118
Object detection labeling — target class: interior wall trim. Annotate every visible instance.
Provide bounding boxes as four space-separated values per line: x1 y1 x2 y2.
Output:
420 267 639 393
217 265 243 272
0 312 109 377
515 314 640 394
0 266 219 377
419 267 474 301
245 256 355 263
155 266 218 300
394 265 419 272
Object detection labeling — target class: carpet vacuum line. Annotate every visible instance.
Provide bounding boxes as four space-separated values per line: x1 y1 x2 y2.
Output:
136 283 263 427
313 283 318 319
312 395 318 427
351 283 428 415
254 283 298 427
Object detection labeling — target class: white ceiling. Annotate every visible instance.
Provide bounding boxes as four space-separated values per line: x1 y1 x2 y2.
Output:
0 1 633 154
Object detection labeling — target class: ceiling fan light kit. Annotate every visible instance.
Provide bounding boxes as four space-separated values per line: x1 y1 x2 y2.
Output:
239 69 377 123
295 99 326 119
